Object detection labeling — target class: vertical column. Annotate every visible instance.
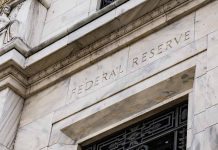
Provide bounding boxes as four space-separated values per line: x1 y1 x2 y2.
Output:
189 1 218 149
0 88 23 150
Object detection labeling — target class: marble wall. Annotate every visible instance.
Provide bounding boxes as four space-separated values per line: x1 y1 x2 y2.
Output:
0 88 23 150
11 0 218 150
41 0 98 43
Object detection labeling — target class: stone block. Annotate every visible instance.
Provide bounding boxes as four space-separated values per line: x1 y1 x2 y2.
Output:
192 75 207 114
48 144 77 150
208 30 218 71
206 67 218 107
42 0 90 41
128 13 194 72
14 114 53 150
20 79 70 127
66 48 129 104
205 104 218 127
0 88 23 149
187 128 194 149
195 1 218 40
191 131 205 150
193 112 206 134
204 124 218 150
46 0 78 22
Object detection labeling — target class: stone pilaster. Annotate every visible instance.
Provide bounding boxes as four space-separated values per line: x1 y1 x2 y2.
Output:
0 88 23 150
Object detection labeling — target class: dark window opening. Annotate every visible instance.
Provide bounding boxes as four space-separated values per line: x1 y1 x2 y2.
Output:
82 102 188 150
100 0 115 9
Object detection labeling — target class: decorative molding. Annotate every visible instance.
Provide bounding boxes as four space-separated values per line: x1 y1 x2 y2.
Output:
0 0 12 7
0 66 28 86
28 0 192 85
0 0 210 98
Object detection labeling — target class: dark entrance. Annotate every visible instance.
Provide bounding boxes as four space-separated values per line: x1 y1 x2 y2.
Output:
83 102 188 150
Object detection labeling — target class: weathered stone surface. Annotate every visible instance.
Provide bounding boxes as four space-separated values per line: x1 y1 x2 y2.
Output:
192 131 205 150
204 124 218 150
14 114 53 150
207 30 218 71
195 1 218 40
0 88 23 149
20 79 70 127
47 144 78 150
1 0 218 150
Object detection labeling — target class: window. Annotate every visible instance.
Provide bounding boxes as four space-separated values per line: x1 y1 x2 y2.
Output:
100 0 115 9
82 102 188 150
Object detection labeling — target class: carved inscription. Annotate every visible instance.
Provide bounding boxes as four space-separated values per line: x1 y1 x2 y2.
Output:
71 65 124 96
130 31 191 69
69 31 192 100
68 15 194 102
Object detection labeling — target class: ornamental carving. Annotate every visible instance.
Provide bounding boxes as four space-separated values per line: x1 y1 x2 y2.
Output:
0 0 12 7
0 4 19 45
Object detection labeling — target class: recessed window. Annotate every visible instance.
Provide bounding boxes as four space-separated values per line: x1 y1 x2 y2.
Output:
82 102 188 150
100 0 116 9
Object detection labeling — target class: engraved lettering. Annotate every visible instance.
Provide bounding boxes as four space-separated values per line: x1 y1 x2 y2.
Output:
149 49 155 58
94 76 100 86
70 30 193 98
117 65 124 74
174 34 182 45
184 30 190 41
78 85 83 94
85 81 93 91
166 40 172 50
109 70 116 79
158 44 164 54
72 88 76 94
132 57 139 67
102 73 108 81
142 52 147 62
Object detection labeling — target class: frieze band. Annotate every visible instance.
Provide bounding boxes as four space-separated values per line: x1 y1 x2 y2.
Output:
28 0 192 85
0 0 12 7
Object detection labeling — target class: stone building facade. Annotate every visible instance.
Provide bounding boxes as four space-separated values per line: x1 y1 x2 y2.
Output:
0 0 218 149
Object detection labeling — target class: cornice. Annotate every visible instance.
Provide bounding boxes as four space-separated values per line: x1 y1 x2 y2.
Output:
0 66 27 85
26 0 212 97
0 75 26 97
0 0 213 98
29 0 192 85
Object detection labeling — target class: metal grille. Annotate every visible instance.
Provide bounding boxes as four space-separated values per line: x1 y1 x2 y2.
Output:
83 102 188 150
100 0 115 9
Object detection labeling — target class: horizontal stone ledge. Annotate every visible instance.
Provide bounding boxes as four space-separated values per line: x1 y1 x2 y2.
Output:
24 0 194 75
61 67 195 142
0 49 26 70
0 75 26 98
0 38 30 57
